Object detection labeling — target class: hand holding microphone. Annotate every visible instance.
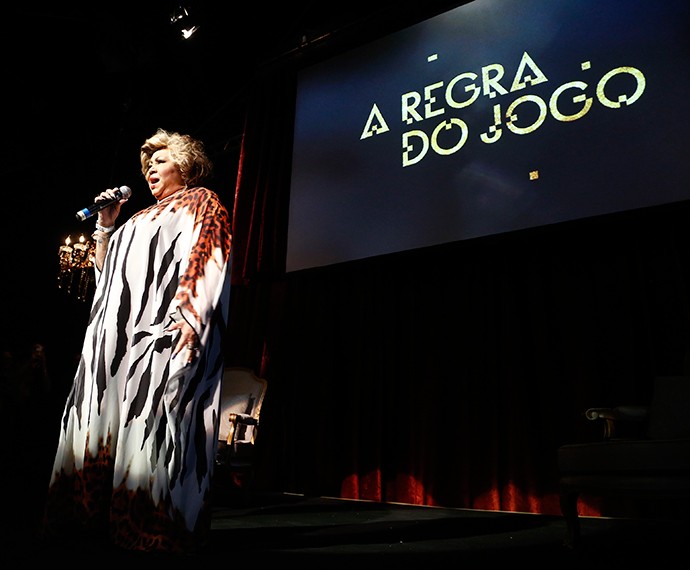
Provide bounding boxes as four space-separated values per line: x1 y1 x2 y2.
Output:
75 185 132 221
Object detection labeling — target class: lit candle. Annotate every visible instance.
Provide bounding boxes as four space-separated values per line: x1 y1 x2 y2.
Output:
59 236 73 255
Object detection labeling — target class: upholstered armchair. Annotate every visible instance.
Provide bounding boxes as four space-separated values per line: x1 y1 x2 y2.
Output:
557 375 690 548
214 367 268 505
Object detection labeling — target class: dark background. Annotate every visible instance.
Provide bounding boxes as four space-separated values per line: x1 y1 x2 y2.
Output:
2 0 462 380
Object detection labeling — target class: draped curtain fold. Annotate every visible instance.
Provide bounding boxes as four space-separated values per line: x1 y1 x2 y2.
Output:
226 66 295 376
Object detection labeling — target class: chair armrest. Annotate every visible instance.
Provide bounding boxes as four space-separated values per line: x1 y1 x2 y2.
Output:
226 413 260 446
584 405 649 439
228 412 259 426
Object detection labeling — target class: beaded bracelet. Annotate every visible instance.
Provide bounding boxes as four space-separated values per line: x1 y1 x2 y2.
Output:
91 231 110 244
95 222 115 233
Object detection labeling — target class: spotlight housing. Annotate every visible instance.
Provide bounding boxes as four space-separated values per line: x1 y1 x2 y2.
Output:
170 5 199 40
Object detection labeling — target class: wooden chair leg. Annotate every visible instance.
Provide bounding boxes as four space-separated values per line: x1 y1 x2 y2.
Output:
560 488 581 549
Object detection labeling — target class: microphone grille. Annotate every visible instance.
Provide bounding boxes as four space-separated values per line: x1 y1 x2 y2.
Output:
119 185 133 199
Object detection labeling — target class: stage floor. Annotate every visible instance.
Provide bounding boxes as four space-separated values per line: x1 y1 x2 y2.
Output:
8 491 687 567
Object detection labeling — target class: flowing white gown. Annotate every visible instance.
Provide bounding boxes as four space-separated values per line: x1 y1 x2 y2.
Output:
43 187 232 553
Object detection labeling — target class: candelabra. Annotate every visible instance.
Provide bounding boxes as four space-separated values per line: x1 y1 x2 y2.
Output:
58 234 96 301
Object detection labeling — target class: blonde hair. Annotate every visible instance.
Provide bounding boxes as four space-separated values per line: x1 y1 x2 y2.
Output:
140 128 213 187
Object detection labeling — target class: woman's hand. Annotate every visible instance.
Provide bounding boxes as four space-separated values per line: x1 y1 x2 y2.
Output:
94 187 126 227
167 319 200 364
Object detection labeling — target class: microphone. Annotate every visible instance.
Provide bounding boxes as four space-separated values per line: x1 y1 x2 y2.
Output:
75 186 132 221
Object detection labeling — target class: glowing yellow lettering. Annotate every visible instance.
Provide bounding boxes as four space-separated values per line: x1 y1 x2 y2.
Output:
510 51 549 91
550 81 592 122
479 104 503 144
402 92 424 125
430 119 468 155
402 130 429 167
360 103 390 139
372 57 647 168
505 95 548 135
424 81 446 119
596 66 646 108
482 64 508 99
446 72 481 109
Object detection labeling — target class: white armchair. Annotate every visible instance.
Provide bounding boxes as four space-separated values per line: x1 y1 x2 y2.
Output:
215 367 268 505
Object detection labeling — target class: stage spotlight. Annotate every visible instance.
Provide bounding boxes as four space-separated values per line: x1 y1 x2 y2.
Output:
170 5 199 40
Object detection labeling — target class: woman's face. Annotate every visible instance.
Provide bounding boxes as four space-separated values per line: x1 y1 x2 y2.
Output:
146 148 185 201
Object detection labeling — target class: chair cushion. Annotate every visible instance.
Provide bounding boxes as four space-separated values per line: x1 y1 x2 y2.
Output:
558 438 690 473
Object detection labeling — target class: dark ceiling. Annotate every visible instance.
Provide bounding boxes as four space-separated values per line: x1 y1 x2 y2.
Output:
8 2 463 195
4 1 463 258
8 2 359 187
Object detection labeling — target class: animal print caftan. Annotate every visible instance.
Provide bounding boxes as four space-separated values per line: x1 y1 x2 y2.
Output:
43 187 232 554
